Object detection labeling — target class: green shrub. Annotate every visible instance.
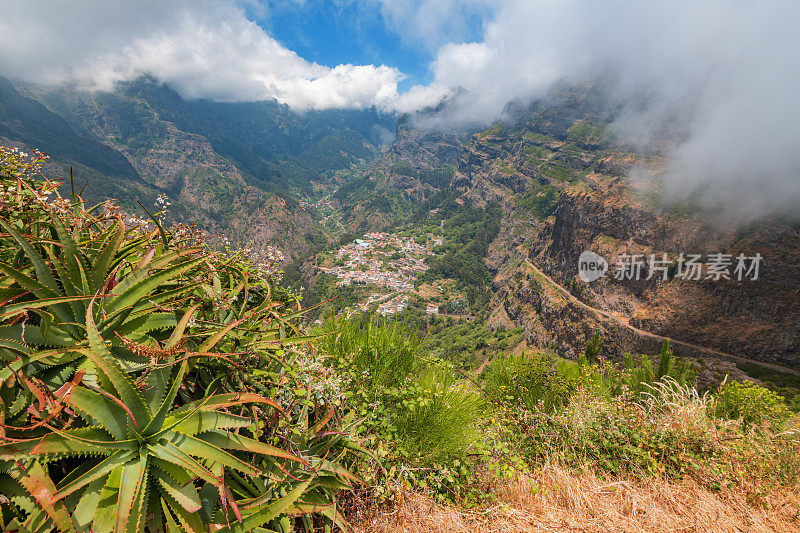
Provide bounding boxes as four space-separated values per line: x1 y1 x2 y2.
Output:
713 380 791 430
622 340 697 396
390 159 418 178
485 351 578 411
320 317 486 504
516 184 561 219
393 367 484 463
517 383 721 479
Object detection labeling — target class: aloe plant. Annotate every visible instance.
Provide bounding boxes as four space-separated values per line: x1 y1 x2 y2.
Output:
0 150 359 532
2 313 317 531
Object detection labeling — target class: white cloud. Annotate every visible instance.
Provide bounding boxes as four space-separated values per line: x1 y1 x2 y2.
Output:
395 0 800 219
0 0 403 110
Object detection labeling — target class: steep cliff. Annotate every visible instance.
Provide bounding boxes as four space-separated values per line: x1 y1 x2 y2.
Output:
447 92 800 370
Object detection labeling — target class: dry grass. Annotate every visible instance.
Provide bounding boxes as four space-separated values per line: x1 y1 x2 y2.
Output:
350 466 800 533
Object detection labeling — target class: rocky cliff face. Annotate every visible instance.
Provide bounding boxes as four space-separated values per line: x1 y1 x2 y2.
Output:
391 116 467 171
444 91 800 370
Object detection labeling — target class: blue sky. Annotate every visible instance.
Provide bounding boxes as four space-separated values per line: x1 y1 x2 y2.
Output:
251 1 488 90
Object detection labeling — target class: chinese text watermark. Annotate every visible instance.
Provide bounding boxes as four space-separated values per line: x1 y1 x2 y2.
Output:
578 251 761 283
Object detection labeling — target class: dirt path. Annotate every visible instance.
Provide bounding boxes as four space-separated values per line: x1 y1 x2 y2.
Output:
523 259 800 376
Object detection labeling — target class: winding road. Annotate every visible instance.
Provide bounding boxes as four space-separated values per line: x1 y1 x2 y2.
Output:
523 259 800 376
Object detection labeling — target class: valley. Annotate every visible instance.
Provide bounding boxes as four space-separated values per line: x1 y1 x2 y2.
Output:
3 4 799 531
5 75 797 380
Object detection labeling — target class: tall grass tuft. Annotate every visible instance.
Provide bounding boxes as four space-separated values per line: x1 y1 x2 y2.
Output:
394 367 484 462
320 314 420 391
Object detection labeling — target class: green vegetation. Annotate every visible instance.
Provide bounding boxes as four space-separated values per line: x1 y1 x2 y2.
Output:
540 163 582 182
485 351 578 411
320 315 419 392
393 367 483 463
523 144 551 161
714 380 792 430
319 311 800 508
737 362 800 411
0 152 358 532
422 320 525 368
333 176 376 206
482 122 509 138
389 160 456 189
4 149 799 527
567 121 609 146
496 160 515 175
516 183 561 219
300 273 373 318
523 131 556 144
319 316 485 502
487 342 799 486
389 159 417 177
422 201 501 314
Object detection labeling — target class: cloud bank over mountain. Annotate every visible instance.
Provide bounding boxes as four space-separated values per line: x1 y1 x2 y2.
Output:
2 0 799 218
393 0 800 219
0 0 403 110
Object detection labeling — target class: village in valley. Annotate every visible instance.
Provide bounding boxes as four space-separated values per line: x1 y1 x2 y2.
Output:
316 231 458 317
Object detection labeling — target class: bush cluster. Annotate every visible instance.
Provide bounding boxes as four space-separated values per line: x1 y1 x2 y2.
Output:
325 316 799 507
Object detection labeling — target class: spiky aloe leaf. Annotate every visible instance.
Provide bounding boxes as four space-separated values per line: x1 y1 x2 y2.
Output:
115 449 149 533
165 304 198 350
0 219 61 295
92 465 122 532
51 450 136 502
70 475 107 532
150 457 193 486
0 263 71 325
0 324 42 348
166 433 260 477
83 298 151 428
31 427 137 455
115 312 179 337
104 252 203 316
171 411 251 436
0 438 39 460
55 384 130 440
7 460 75 532
148 441 219 484
50 213 89 294
215 479 311 533
166 393 282 422
153 469 202 513
200 431 309 465
0 347 74 384
42 244 83 322
0 336 32 354
139 364 170 414
196 315 247 352
314 459 363 487
161 492 205 533
0 295 93 319
143 358 187 437
90 217 125 290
